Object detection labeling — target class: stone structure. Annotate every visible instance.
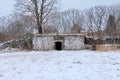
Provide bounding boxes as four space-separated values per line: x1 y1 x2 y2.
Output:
0 37 32 50
33 34 85 50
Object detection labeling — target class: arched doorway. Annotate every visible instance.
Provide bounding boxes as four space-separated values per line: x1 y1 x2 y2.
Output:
55 41 62 50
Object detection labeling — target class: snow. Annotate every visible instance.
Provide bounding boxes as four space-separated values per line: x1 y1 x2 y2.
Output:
0 50 120 80
0 47 23 53
0 43 3 46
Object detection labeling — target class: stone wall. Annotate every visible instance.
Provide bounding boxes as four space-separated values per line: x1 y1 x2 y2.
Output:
64 35 84 50
33 35 54 50
0 37 32 50
33 34 85 50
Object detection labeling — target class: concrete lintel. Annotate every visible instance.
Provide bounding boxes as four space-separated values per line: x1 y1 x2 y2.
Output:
34 34 84 37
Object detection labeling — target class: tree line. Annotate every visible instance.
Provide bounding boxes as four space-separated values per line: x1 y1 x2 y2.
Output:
0 0 120 42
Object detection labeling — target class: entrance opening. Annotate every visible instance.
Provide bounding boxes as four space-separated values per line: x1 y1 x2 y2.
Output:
55 42 62 50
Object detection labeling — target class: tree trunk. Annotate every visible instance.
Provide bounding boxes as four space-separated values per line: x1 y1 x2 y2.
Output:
38 24 42 34
34 0 43 34
39 0 44 34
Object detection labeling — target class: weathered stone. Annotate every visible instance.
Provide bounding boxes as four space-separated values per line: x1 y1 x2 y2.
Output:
0 36 33 50
33 34 85 50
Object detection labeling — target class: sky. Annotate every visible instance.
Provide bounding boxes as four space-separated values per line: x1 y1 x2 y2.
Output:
61 0 120 10
0 0 120 17
0 0 15 17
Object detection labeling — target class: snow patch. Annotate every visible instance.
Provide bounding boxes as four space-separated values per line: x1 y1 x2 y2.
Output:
0 50 120 80
0 47 24 53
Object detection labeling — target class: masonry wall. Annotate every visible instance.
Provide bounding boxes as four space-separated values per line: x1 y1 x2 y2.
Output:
33 35 54 50
64 35 84 50
33 34 85 50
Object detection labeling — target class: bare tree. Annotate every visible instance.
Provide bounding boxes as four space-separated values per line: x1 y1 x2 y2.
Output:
47 9 84 33
71 22 81 34
84 8 95 38
93 6 107 39
105 15 117 38
84 6 108 39
0 13 36 39
116 16 120 37
0 16 10 33
15 0 59 34
108 5 120 37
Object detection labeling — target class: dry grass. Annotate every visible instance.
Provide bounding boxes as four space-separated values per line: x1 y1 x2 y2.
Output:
96 44 120 51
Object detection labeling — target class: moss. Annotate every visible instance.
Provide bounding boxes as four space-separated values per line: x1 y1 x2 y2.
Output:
23 37 33 50
11 43 18 48
54 35 64 40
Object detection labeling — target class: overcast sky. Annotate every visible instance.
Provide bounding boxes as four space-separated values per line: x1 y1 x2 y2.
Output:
0 0 120 17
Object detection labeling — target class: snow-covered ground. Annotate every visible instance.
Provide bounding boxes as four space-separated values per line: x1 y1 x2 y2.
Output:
0 43 3 46
0 50 120 80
